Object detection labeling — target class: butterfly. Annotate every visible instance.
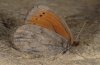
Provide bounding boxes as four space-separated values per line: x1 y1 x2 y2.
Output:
25 5 77 45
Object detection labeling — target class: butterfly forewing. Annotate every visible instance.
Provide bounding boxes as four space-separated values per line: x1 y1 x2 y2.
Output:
26 5 74 44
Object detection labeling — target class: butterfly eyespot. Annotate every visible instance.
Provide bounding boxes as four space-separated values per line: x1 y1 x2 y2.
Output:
42 12 45 14
40 15 43 17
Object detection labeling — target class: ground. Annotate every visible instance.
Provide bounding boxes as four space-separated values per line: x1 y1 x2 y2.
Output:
0 0 100 65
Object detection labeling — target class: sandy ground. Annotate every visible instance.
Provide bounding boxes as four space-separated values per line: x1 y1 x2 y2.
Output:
0 0 100 65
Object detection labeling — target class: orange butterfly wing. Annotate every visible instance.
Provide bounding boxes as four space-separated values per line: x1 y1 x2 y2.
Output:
26 6 74 44
30 15 54 31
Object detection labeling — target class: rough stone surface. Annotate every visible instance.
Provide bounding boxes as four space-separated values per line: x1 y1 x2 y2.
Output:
0 0 100 65
13 24 70 57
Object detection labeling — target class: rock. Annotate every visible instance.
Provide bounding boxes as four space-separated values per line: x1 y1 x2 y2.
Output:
13 24 70 58
0 13 19 40
0 23 9 40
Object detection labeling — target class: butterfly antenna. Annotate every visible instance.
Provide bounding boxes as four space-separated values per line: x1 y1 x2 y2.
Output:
75 21 87 41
